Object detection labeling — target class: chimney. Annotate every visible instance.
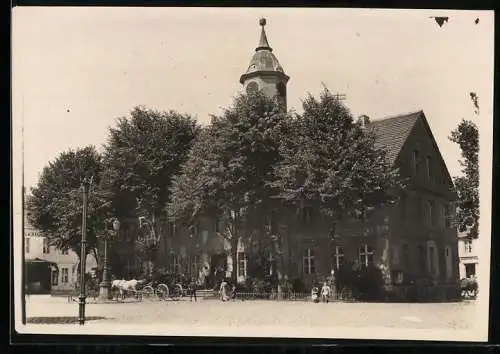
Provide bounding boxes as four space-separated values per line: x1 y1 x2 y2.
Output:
358 115 370 129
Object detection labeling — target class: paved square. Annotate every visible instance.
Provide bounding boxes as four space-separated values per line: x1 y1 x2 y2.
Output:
25 295 478 331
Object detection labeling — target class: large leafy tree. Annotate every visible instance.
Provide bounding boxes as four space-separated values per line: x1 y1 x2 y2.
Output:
27 146 111 267
449 119 479 239
272 89 402 240
103 106 200 271
169 92 288 285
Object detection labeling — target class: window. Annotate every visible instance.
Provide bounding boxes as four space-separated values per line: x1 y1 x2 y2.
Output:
464 239 473 253
401 244 409 268
400 195 407 220
302 248 315 275
424 200 434 227
359 244 374 267
25 237 30 254
429 201 435 227
444 246 453 281
51 270 59 286
62 247 69 255
426 156 433 182
61 268 69 284
426 241 440 277
169 255 181 274
43 238 50 254
190 255 199 276
201 230 209 245
392 245 400 265
445 204 453 228
438 204 446 228
237 252 247 277
302 207 314 226
412 150 420 175
392 270 404 285
333 246 344 270
268 253 275 276
417 245 426 271
428 246 436 274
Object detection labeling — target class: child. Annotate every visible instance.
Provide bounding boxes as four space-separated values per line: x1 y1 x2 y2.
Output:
311 285 319 303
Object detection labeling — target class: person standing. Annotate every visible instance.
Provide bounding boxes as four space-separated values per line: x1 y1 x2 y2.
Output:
311 285 319 303
219 279 229 302
321 281 331 303
189 278 197 302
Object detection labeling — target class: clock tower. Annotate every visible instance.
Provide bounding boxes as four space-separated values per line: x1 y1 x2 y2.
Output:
239 18 290 111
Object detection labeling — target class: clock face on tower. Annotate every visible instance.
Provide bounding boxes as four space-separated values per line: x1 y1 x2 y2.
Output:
246 82 259 94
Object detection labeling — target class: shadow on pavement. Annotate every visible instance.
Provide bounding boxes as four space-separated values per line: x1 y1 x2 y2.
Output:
26 316 110 324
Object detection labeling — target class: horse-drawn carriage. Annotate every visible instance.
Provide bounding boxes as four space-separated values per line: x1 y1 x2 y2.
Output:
110 272 195 301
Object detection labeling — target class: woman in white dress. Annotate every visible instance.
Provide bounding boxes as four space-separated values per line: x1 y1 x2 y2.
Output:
219 279 229 301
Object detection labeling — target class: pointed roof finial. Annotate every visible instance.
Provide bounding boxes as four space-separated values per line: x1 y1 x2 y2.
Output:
256 17 272 52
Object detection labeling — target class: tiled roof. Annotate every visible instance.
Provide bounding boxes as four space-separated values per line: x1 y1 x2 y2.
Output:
367 110 423 164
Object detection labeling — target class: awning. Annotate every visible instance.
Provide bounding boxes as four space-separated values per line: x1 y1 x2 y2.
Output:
25 257 59 270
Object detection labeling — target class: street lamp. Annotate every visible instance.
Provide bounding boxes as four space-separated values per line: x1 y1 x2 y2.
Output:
78 176 92 326
99 218 120 300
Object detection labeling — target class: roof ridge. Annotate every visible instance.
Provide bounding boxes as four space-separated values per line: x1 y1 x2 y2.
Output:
369 110 423 124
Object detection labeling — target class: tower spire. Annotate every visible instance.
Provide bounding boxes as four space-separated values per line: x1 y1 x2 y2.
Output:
256 18 272 52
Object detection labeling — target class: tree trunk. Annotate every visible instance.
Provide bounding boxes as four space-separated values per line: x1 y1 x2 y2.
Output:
230 237 238 286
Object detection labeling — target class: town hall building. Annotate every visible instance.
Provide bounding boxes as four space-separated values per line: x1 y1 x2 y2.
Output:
107 18 460 300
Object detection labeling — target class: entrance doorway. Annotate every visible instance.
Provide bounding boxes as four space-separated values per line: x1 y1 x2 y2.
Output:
208 254 227 288
465 263 476 278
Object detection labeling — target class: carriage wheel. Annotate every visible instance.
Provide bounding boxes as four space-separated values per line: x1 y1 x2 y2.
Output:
340 288 353 302
142 286 155 300
171 284 183 300
157 284 169 301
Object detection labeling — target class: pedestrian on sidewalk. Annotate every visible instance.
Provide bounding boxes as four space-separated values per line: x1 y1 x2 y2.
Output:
219 279 229 302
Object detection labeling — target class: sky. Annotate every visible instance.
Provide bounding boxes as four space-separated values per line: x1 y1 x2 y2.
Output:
12 7 494 190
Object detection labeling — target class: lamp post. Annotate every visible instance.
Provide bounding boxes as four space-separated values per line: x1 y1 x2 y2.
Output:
99 218 120 300
78 176 92 326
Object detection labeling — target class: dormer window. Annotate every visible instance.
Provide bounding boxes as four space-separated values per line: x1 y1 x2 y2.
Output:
249 64 257 72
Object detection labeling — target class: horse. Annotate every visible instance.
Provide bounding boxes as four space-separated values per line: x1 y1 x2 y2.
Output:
460 277 478 298
111 278 147 300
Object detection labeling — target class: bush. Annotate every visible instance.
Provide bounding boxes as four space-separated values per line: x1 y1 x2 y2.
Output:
334 262 386 301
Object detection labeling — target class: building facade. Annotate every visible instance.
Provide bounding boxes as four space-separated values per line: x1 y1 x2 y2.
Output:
24 209 97 293
159 20 460 297
101 19 461 299
457 231 478 279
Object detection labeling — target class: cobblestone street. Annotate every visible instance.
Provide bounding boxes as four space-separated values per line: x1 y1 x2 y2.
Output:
21 295 483 341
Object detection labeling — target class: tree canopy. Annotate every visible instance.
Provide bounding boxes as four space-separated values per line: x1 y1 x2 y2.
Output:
271 89 402 231
169 92 289 282
449 119 479 239
103 106 200 225
27 146 110 260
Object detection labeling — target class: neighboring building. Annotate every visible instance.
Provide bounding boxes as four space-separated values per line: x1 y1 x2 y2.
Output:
457 231 478 279
24 208 97 293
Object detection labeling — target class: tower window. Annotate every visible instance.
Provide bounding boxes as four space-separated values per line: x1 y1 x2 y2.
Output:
276 82 286 98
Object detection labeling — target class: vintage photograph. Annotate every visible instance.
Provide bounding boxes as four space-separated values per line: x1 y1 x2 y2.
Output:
11 7 494 342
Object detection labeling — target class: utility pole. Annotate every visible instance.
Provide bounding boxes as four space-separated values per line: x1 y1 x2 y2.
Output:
78 176 92 325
